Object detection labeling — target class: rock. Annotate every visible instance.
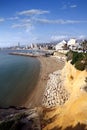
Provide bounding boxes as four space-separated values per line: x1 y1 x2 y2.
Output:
42 69 70 108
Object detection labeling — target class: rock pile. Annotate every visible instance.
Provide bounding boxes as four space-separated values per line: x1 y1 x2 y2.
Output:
42 70 70 108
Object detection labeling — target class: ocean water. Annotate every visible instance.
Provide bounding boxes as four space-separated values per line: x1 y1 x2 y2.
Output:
0 50 40 107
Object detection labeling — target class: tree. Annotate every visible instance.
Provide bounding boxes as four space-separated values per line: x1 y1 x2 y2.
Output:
81 40 87 52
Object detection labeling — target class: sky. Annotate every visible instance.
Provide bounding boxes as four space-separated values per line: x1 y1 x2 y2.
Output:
0 0 87 47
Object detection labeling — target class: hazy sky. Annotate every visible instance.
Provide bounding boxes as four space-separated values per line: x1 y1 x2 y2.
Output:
0 0 87 47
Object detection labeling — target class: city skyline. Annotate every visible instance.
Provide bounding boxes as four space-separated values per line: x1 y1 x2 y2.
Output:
0 0 87 47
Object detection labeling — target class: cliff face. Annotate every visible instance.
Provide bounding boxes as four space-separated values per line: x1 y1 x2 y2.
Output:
43 62 87 130
62 61 87 93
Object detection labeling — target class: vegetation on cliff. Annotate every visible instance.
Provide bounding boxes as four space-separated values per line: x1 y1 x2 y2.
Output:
81 40 87 51
66 51 87 71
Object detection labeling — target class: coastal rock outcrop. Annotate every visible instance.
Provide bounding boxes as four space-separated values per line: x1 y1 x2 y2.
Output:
0 107 41 130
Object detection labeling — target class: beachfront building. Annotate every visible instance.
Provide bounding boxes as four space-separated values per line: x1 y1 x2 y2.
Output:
30 43 34 49
67 38 77 50
55 40 67 51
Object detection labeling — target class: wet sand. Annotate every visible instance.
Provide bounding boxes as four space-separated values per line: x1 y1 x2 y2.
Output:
25 56 65 108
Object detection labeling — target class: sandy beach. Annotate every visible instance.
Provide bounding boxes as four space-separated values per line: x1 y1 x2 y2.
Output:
25 56 65 108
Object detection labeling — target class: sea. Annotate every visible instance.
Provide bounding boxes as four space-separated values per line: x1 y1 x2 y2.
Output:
0 49 40 107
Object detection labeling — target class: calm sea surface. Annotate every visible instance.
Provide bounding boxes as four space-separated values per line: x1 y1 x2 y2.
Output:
0 50 40 107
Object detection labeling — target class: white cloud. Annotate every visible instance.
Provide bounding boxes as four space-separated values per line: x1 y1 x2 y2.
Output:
7 17 19 20
70 5 77 8
35 18 53 23
11 17 87 34
35 18 87 24
12 23 34 33
51 35 68 41
18 9 50 16
77 35 87 39
61 3 77 10
21 19 31 23
0 18 4 22
12 23 32 28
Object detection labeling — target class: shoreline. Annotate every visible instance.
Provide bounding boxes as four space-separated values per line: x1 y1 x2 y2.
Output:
24 56 65 108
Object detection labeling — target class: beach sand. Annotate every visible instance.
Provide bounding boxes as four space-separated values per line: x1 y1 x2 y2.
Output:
25 56 65 108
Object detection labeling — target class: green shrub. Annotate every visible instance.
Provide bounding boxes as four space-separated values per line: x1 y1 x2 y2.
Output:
66 51 87 71
75 61 85 71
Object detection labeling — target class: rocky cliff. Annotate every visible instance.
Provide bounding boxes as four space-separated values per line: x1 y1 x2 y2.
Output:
42 61 87 130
